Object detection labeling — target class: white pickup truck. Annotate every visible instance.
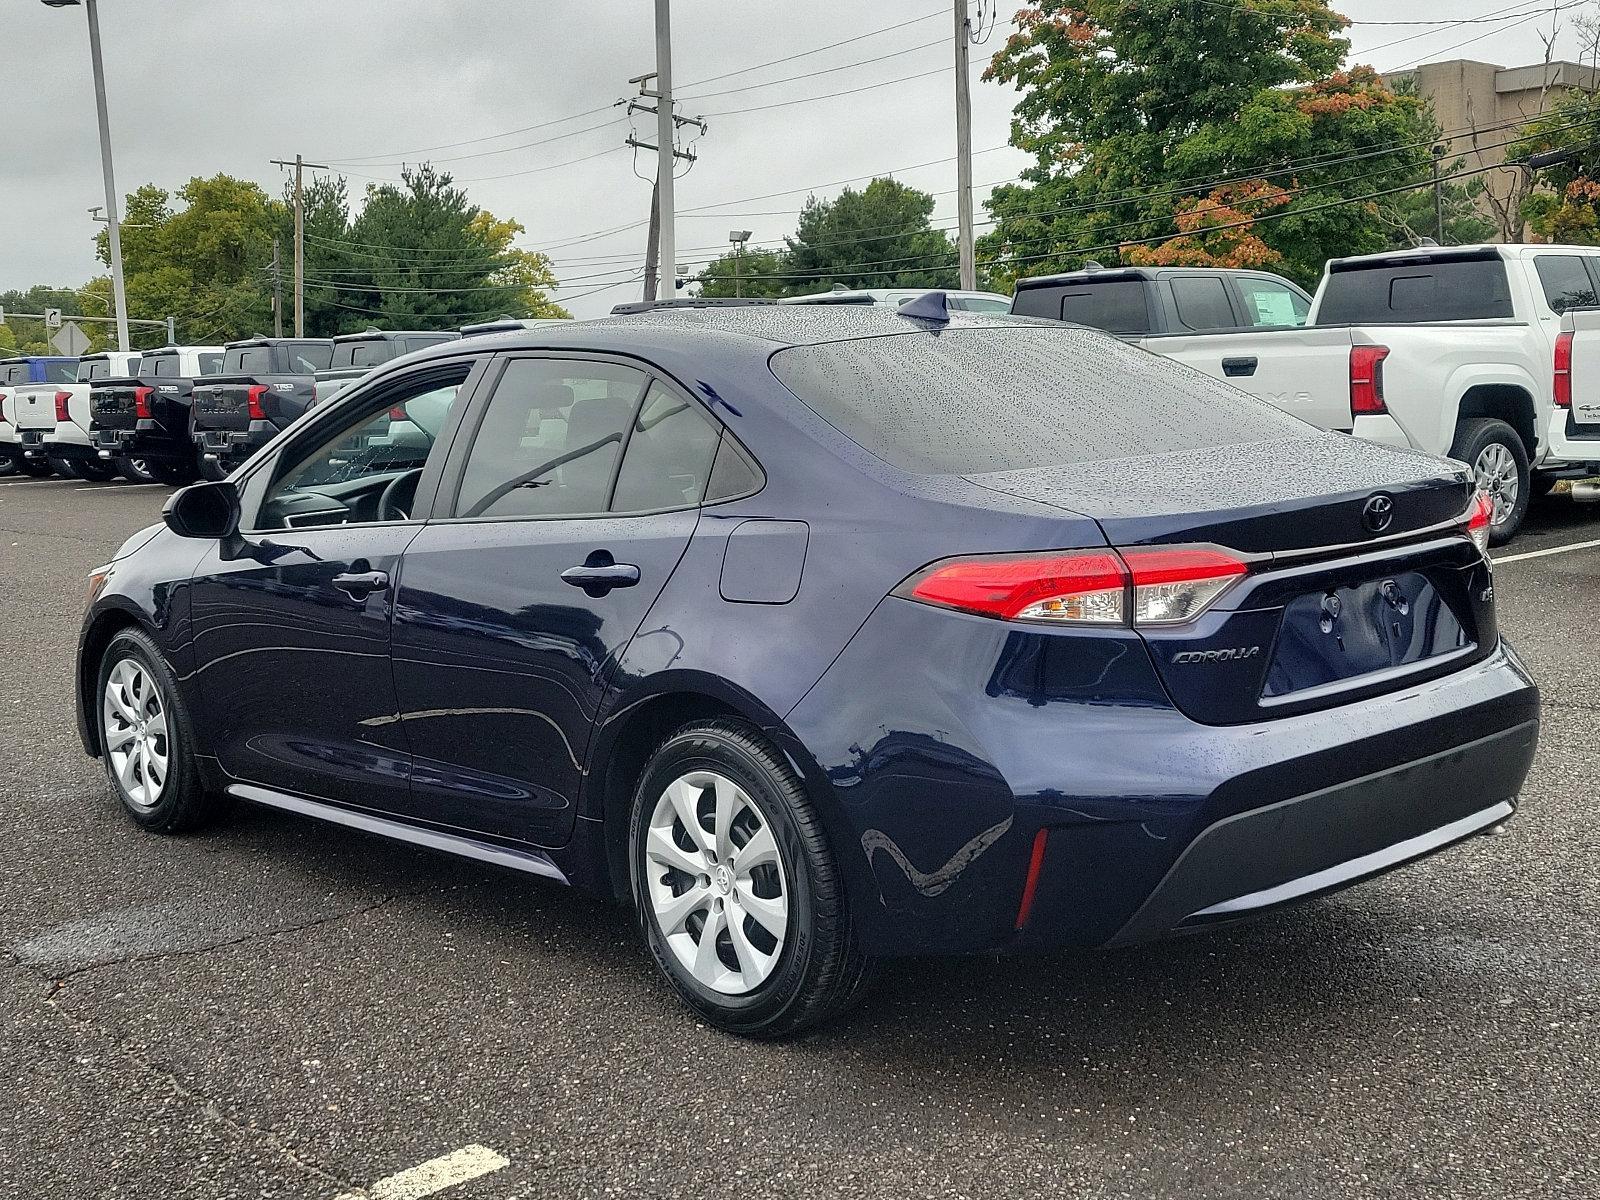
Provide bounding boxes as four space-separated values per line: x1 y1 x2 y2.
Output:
1128 245 1600 544
14 350 143 481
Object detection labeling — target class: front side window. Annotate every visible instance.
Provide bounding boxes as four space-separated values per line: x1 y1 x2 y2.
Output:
253 366 468 530
454 359 648 519
1235 277 1311 327
197 353 224 375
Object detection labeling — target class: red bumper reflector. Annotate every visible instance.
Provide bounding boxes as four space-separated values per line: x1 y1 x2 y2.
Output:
1014 828 1049 931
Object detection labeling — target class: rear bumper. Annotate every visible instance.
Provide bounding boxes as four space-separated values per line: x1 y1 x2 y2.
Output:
99 423 187 462
1541 410 1600 473
46 427 99 462
1351 412 1414 451
1108 722 1531 943
18 429 51 461
195 420 273 463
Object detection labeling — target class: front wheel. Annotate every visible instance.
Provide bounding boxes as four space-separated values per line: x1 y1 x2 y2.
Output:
98 627 231 833
1452 417 1529 546
17 457 52 477
629 720 869 1038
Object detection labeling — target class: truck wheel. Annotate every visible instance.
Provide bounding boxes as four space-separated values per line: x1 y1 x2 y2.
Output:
74 458 119 483
47 456 81 480
18 458 52 477
1451 418 1529 545
117 456 158 483
148 458 197 487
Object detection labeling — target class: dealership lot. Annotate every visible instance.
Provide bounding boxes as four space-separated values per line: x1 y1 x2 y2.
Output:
1 475 1596 1199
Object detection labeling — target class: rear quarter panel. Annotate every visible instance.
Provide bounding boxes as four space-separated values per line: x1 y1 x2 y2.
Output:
1365 326 1545 457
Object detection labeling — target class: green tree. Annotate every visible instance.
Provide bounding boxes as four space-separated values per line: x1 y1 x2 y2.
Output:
980 2 1439 289
1514 88 1600 244
694 247 789 298
783 178 956 290
468 211 571 319
0 284 95 354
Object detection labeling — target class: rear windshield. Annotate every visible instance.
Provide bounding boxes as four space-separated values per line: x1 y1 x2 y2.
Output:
78 358 138 381
1317 254 1513 323
45 360 78 383
226 347 272 374
332 340 393 369
197 352 223 375
1011 278 1151 334
769 327 1311 475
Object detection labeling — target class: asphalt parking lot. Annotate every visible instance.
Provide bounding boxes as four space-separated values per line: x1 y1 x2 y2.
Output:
1 475 1596 1200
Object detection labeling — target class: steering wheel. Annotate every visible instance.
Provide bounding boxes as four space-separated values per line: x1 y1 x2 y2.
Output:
378 468 424 522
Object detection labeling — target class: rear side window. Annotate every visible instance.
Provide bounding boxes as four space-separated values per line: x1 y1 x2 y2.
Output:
227 347 272 373
45 361 78 383
1169 277 1237 331
149 356 178 378
1534 254 1600 314
1018 279 1151 334
770 327 1311 475
1235 277 1311 327
1317 255 1513 323
611 382 722 512
197 353 224 375
453 359 648 519
333 340 392 369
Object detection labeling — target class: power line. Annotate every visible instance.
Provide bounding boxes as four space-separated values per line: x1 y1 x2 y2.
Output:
678 37 947 101
1387 5 1580 71
678 6 946 89
700 65 955 118
331 113 629 170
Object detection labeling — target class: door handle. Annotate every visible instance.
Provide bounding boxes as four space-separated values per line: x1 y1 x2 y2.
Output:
561 562 641 594
1222 356 1258 377
331 569 390 599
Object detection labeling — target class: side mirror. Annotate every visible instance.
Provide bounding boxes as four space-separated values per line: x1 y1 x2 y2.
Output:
162 480 241 540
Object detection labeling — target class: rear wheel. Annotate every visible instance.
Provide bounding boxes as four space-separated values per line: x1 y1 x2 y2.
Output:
74 457 119 482
17 458 52 477
117 455 158 483
97 628 230 833
1452 418 1529 546
47 455 81 480
0 455 16 478
629 720 869 1038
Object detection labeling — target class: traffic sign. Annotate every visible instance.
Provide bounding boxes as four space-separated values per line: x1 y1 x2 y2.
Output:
51 321 91 356
44 308 62 329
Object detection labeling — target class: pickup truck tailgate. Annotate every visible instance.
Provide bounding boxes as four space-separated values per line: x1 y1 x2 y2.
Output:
1141 327 1359 432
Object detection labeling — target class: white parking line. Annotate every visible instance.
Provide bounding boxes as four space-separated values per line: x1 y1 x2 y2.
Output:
1494 536 1600 565
334 1145 510 1200
75 482 165 492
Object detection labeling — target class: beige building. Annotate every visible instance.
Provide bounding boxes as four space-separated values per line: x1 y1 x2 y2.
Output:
1382 59 1600 240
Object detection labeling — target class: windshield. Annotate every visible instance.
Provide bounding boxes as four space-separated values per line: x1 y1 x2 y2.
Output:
769 327 1313 475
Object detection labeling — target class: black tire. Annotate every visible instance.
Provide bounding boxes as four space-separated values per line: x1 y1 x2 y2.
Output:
197 455 229 482
1451 417 1530 546
47 455 81 480
628 719 870 1038
0 456 16 477
96 627 231 833
117 455 158 483
74 457 119 482
17 457 52 477
1531 472 1564 500
148 457 198 487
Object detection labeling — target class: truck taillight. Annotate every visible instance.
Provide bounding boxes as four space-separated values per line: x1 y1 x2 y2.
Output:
246 384 270 421
1466 490 1493 555
54 391 72 422
1349 345 1390 416
133 387 154 419
1554 330 1574 409
899 546 1248 627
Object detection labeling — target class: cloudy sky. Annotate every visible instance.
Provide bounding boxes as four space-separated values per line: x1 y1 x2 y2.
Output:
2 0 1592 319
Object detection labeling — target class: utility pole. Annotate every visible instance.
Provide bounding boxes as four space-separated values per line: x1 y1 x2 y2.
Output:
730 230 752 297
270 153 328 335
270 237 284 337
654 0 677 300
1431 144 1447 245
954 0 976 291
643 178 660 301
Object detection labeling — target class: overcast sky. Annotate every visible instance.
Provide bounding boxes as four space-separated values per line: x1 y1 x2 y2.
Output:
2 1 1592 319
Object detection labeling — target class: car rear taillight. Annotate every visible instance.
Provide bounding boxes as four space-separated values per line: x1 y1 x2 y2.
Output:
1466 490 1493 555
901 545 1248 627
54 391 72 422
246 384 270 421
1554 330 1574 409
1349 345 1390 416
133 386 154 419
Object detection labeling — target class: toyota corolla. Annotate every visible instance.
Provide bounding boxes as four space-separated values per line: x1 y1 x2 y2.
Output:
75 300 1539 1037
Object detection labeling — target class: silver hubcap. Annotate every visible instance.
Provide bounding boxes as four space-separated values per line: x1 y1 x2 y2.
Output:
1474 443 1519 527
644 770 789 995
102 657 169 809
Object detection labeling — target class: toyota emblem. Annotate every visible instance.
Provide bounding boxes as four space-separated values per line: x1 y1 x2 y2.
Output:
1361 493 1395 534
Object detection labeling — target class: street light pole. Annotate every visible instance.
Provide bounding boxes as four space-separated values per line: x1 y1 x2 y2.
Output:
729 230 751 297
46 0 129 352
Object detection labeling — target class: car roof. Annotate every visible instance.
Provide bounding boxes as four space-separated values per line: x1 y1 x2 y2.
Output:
224 336 335 348
402 305 1051 365
332 329 457 343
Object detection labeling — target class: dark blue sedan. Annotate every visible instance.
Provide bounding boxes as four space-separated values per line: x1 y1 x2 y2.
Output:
75 301 1538 1036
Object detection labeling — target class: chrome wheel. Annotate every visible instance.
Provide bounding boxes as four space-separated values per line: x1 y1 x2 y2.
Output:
644 770 789 995
1474 442 1520 527
102 657 169 810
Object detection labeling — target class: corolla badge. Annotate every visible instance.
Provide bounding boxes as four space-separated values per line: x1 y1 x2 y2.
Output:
1172 646 1260 664
1361 493 1395 534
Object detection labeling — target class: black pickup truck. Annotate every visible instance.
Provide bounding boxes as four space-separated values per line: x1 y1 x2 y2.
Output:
190 337 334 478
312 328 461 405
91 346 225 485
